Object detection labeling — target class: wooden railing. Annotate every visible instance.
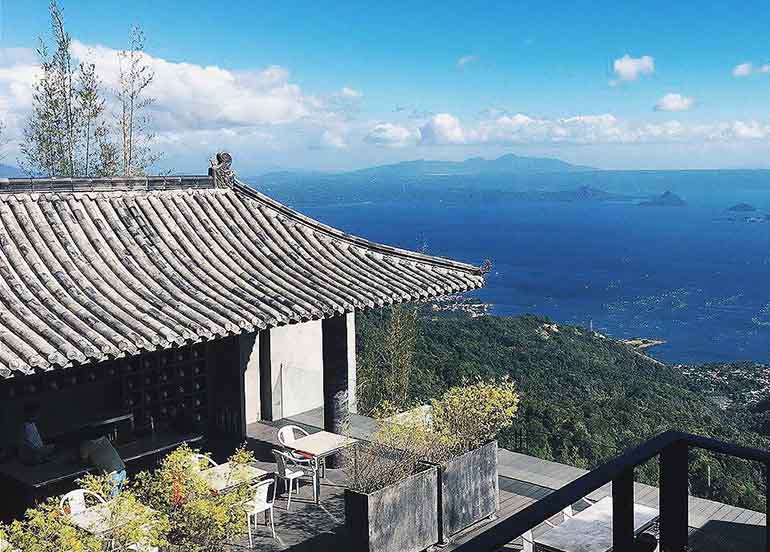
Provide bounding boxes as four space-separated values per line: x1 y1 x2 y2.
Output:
452 430 770 552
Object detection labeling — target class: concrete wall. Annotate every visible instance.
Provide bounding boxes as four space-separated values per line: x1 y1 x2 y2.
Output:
269 319 325 420
239 312 358 423
239 333 261 426
346 311 357 413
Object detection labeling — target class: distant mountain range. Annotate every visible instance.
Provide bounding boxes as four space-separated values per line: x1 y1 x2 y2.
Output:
340 154 594 179
253 154 602 205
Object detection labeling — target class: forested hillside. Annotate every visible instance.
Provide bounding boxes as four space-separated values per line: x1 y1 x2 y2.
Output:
356 308 769 511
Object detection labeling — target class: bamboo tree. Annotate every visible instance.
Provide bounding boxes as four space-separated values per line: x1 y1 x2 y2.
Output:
20 1 116 177
116 26 160 176
21 1 150 178
77 61 103 176
21 1 77 176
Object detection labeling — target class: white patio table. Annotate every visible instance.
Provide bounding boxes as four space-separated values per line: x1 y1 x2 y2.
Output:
68 499 158 540
534 496 658 552
200 462 269 493
290 431 357 503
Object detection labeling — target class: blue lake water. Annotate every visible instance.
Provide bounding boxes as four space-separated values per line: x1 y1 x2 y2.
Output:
287 194 770 365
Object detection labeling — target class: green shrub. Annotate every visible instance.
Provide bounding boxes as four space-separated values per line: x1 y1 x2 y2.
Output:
1 498 103 552
1 473 168 552
347 380 519 493
432 378 519 453
132 444 255 552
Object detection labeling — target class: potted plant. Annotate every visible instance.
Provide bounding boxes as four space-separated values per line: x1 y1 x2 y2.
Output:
344 379 519 549
344 423 446 552
429 379 518 541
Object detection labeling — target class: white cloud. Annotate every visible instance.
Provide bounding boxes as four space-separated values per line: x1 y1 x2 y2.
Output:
655 93 695 112
611 54 654 85
733 62 754 77
457 55 478 68
363 123 419 147
396 110 770 147
761 64 770 74
0 41 364 169
320 129 348 149
338 86 362 99
420 113 468 144
730 121 769 139
71 41 318 129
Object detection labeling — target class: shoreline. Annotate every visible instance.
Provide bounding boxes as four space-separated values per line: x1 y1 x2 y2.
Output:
622 338 667 350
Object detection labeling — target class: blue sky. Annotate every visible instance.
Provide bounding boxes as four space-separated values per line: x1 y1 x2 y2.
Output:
1 0 770 173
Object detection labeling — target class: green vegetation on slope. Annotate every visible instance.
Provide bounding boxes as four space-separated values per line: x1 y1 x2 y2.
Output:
356 309 769 511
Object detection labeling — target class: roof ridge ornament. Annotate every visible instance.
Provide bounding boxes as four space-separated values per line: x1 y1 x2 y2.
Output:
208 152 236 188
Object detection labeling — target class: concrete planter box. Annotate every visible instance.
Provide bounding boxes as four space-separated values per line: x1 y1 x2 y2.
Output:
345 464 439 552
438 440 499 541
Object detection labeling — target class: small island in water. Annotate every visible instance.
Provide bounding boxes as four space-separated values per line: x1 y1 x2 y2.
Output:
728 203 756 212
639 191 686 207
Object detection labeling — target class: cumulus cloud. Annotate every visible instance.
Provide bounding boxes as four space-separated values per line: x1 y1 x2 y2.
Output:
655 93 695 112
733 62 770 77
338 86 362 99
457 55 478 68
733 62 753 77
420 113 468 144
611 54 654 85
320 129 348 149
70 41 320 129
0 41 361 166
364 122 419 147
388 110 770 147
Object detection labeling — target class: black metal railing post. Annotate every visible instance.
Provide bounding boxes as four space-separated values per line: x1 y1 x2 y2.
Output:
765 462 770 552
453 431 770 552
612 467 635 550
660 440 689 552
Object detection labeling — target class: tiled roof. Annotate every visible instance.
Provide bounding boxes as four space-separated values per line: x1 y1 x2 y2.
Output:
0 162 485 377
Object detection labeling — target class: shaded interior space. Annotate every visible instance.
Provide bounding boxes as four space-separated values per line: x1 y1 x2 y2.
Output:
0 341 216 520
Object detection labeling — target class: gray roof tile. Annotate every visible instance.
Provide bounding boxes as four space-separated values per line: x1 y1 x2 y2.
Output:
0 174 484 376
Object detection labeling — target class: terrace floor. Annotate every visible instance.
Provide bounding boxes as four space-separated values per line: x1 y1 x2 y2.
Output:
240 408 766 551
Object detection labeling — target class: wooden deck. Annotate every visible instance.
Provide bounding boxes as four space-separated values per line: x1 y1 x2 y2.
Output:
242 409 765 551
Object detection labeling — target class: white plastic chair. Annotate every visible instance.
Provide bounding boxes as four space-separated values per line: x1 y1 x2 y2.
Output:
59 489 107 516
277 425 310 448
272 449 317 510
277 425 324 475
244 478 277 547
191 453 218 471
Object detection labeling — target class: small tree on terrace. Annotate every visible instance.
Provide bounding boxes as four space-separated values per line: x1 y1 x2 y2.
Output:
357 303 420 414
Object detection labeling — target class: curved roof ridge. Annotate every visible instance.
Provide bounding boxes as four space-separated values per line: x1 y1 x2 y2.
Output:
0 175 214 194
231 178 485 276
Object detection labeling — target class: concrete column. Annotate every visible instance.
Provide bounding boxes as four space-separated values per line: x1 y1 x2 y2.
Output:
322 315 350 441
239 333 261 426
346 311 357 414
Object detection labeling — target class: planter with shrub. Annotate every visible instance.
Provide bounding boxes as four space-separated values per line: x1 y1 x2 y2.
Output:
345 378 518 548
345 463 439 552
